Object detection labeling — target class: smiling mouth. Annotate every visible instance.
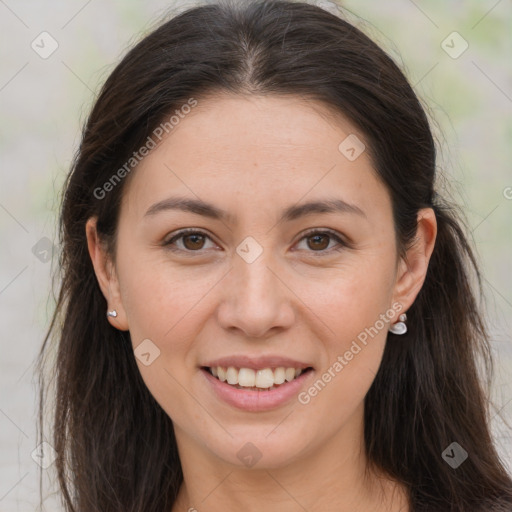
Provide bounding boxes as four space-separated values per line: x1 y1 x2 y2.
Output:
201 366 314 391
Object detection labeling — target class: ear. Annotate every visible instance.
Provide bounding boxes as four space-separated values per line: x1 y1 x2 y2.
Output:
392 208 437 312
85 217 129 331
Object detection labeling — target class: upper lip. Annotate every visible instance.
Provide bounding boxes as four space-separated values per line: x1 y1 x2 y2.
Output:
202 355 313 370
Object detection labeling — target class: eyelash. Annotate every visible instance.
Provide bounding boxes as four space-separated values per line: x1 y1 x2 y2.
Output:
163 228 348 256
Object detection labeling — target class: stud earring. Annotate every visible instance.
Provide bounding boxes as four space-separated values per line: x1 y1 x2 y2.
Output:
389 313 407 335
107 310 118 318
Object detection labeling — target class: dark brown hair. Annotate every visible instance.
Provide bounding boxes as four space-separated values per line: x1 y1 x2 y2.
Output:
37 1 512 510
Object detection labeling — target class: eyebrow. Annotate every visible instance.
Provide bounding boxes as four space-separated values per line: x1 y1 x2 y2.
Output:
144 196 367 223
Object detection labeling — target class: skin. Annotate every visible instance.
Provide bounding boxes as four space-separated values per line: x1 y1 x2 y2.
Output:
86 93 437 512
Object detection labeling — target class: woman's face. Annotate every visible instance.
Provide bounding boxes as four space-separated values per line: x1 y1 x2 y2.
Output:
89 93 432 470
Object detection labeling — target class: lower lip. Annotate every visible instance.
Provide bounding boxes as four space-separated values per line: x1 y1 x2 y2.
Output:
201 368 314 412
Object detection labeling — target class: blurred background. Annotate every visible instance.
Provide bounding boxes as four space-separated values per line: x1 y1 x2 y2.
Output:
0 0 511 509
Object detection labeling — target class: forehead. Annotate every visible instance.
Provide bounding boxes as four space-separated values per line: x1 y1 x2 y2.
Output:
121 93 390 223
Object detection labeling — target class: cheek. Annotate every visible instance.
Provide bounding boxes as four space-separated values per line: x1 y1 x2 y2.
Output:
296 253 396 342
295 258 394 412
117 257 214 423
299 286 390 427
118 253 221 344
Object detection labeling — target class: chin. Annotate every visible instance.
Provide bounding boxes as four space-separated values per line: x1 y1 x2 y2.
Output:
203 430 310 470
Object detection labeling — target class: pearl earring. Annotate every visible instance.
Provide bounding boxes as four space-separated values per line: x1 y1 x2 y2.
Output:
107 310 118 318
389 313 407 335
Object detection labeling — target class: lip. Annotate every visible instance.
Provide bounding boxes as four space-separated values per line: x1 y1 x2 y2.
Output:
200 367 315 412
202 355 313 371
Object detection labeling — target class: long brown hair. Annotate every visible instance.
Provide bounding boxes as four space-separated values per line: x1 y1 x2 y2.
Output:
37 1 512 510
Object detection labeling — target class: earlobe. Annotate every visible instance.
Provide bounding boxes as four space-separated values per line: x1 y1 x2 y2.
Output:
85 217 129 331
392 208 437 312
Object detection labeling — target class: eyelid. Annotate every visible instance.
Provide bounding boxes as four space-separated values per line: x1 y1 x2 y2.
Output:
297 227 348 244
293 227 350 253
163 227 350 254
163 228 217 251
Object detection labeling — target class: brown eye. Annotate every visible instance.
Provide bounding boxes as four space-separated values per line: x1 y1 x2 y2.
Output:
182 233 206 250
295 229 347 255
164 229 215 253
306 233 330 251
164 228 347 256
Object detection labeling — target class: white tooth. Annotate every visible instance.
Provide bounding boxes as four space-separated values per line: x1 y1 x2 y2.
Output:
211 367 218 377
255 368 275 388
274 367 286 385
285 367 296 382
238 368 256 387
220 366 302 387
217 367 227 382
226 366 238 385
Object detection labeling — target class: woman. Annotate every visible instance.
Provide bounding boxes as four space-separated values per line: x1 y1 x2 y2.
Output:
37 0 512 510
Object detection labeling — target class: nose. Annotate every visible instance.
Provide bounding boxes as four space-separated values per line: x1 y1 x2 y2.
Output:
216 252 296 339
